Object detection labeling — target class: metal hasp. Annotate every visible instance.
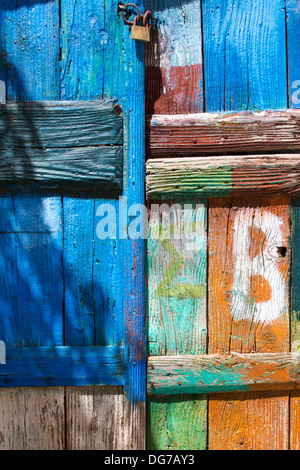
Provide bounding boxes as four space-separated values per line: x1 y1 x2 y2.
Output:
119 3 156 42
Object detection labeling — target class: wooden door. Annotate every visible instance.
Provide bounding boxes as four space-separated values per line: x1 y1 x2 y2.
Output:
146 0 300 450
0 0 145 449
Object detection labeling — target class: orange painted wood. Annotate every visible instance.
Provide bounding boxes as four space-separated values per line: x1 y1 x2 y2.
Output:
290 392 300 450
208 196 290 450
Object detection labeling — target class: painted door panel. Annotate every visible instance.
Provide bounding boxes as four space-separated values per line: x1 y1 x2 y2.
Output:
145 0 299 450
0 0 145 449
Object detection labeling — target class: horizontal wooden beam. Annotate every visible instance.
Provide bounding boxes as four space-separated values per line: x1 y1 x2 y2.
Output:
0 100 123 148
0 101 123 189
146 110 300 156
147 155 300 198
0 346 123 387
148 353 300 395
0 146 123 188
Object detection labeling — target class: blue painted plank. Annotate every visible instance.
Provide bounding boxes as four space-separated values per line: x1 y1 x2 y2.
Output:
0 345 123 387
0 2 64 356
63 197 95 346
286 0 300 108
0 1 60 101
94 199 123 346
61 0 105 100
0 192 63 346
203 0 287 112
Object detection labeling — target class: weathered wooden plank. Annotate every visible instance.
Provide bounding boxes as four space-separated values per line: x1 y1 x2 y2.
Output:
0 1 65 450
292 197 300 353
0 193 63 346
209 390 289 450
147 394 207 450
0 146 123 188
0 1 60 101
208 196 290 450
148 353 300 395
287 1 300 446
147 155 300 199
63 197 95 346
147 200 207 449
94 199 124 347
61 0 105 100
146 110 300 156
0 101 123 148
290 197 300 448
66 386 127 450
0 387 65 450
203 0 287 111
61 0 146 449
116 1 147 449
286 0 300 108
0 346 123 387
145 0 203 114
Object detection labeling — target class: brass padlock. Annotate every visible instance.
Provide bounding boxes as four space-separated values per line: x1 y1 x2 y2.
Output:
131 14 150 42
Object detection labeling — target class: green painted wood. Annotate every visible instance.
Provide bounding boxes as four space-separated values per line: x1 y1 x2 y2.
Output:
147 199 207 450
0 345 123 387
0 101 123 148
147 395 207 450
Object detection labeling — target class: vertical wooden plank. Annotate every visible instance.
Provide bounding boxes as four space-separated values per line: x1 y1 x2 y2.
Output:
0 1 64 450
208 196 290 450
290 197 300 449
103 0 147 449
0 191 65 449
94 199 123 347
202 0 287 111
147 200 207 449
145 0 203 114
61 0 105 100
287 0 300 444
0 387 65 450
0 1 60 100
61 0 144 449
66 386 126 450
64 197 95 346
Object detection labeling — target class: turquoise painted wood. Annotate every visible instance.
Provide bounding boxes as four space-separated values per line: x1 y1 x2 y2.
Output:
0 0 146 437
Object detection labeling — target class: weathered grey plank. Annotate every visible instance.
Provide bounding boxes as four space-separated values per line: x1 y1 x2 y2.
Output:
66 386 127 450
148 353 300 395
0 387 65 450
0 146 122 188
0 101 123 148
146 110 300 156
